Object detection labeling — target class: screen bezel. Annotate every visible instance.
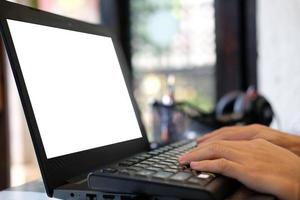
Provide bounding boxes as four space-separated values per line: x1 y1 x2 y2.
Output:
0 1 149 196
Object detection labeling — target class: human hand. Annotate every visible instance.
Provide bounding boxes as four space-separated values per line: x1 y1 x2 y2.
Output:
178 139 300 200
197 124 300 156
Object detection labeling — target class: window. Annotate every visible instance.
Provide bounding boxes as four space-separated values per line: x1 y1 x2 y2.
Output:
130 0 216 142
38 0 100 24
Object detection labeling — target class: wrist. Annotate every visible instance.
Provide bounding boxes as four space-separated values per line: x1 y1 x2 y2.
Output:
278 174 300 200
288 175 300 200
287 135 300 156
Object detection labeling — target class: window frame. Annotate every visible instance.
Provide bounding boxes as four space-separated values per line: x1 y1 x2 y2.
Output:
215 0 257 99
0 36 10 190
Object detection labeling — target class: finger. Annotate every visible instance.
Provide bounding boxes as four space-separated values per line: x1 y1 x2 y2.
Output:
198 125 256 145
190 159 243 179
189 138 241 155
199 131 239 146
178 141 243 164
193 139 246 154
197 126 240 144
197 129 225 143
197 133 215 143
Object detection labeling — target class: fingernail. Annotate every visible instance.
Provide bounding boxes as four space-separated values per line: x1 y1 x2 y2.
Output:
190 161 196 167
190 162 200 170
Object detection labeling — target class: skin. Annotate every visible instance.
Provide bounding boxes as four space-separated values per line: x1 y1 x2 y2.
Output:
197 124 300 156
178 125 300 200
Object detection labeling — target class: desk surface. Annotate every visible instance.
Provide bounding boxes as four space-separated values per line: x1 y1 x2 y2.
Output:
0 180 58 200
0 180 275 200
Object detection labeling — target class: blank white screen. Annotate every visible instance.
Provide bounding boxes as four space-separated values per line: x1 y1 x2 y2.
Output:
7 19 143 159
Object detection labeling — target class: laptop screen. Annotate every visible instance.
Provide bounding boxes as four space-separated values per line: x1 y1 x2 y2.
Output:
7 19 143 159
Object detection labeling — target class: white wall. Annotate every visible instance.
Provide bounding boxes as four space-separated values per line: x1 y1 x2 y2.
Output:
257 0 300 135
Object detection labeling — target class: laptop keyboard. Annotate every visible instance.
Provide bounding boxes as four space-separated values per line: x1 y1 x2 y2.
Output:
97 140 216 187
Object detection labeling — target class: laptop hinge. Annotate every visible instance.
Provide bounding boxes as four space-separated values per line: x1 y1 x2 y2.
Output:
66 173 88 185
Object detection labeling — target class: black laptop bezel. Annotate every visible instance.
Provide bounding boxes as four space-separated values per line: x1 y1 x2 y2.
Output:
0 1 150 197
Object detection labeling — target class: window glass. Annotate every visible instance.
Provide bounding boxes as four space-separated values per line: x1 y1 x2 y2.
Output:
130 0 216 142
38 0 100 24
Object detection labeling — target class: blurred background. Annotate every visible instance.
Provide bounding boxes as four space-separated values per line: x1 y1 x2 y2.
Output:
1 0 300 191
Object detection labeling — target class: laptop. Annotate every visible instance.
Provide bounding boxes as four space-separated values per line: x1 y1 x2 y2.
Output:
0 1 238 199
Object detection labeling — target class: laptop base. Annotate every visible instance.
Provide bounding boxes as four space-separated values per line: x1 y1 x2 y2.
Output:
54 181 189 200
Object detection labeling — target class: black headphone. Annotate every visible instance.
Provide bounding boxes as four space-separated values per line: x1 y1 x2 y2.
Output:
152 87 274 131
215 87 274 126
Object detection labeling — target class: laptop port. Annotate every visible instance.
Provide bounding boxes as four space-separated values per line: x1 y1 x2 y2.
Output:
86 193 97 200
120 196 133 200
102 194 115 199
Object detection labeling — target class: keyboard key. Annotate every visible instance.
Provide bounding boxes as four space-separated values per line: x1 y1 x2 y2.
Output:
126 158 140 163
119 169 131 175
134 163 149 168
198 174 210 179
153 164 167 169
163 159 177 164
163 153 176 157
148 151 160 156
165 157 178 163
160 147 172 152
146 167 161 172
164 146 174 151
169 165 179 170
119 161 134 167
138 153 152 159
144 154 153 159
154 157 166 161
165 168 178 173
136 170 155 177
128 166 143 172
153 171 173 179
170 172 191 182
188 177 211 186
197 172 216 179
158 155 169 159
160 161 173 166
141 161 154 165
102 168 117 173
134 155 148 160
170 143 180 148
148 158 160 162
